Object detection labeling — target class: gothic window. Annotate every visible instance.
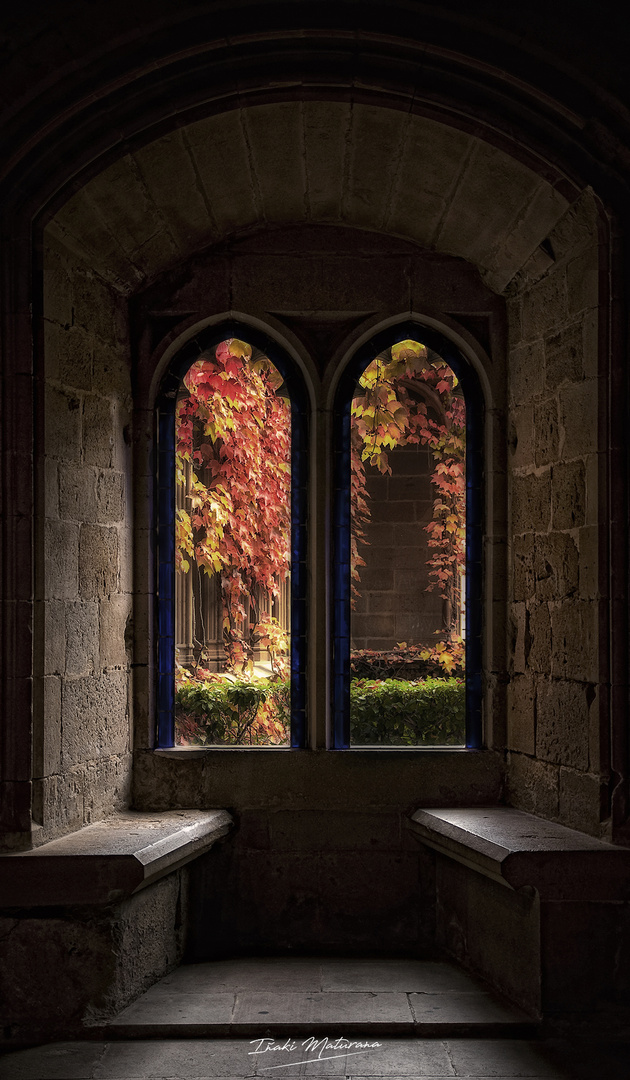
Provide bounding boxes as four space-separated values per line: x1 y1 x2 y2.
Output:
156 324 307 748
332 323 483 748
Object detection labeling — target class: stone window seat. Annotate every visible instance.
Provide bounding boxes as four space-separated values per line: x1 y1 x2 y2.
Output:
407 806 630 1019
0 809 232 907
408 806 630 901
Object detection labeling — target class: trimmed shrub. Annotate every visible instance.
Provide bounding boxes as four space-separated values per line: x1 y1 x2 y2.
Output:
350 677 465 745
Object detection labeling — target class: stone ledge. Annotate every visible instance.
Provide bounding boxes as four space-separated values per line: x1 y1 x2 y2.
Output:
0 809 232 907
408 807 630 901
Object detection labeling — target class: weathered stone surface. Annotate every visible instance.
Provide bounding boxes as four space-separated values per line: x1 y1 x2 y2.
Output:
82 395 115 468
184 112 259 237
45 520 79 599
559 767 603 836
96 470 125 523
65 600 100 675
99 594 132 669
534 397 559 466
512 533 535 602
510 602 527 674
44 599 66 674
132 129 215 255
57 324 94 391
534 532 579 600
551 600 599 682
544 320 584 389
79 524 118 598
536 677 591 769
559 379 599 458
61 671 129 766
506 673 535 755
511 470 551 534
551 459 585 529
45 385 82 461
567 245 599 315
40 675 62 777
59 463 97 522
526 603 551 674
245 102 308 226
520 269 568 341
578 524 599 599
509 404 534 469
505 752 559 819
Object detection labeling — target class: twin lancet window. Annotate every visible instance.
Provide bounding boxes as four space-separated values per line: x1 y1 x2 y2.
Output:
157 323 481 750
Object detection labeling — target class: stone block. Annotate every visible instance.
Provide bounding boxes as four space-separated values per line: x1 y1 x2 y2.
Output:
506 673 535 754
96 470 125 523
511 470 551 534
44 458 59 519
505 752 559 819
546 189 598 263
45 384 82 461
508 404 534 470
82 394 115 467
512 533 535 602
100 593 132 669
388 116 472 246
520 267 568 341
510 602 527 673
43 237 74 326
49 193 143 294
36 767 85 836
33 675 62 778
581 306 599 380
567 245 599 314
58 324 94 391
45 520 79 599
61 670 129 766
526 602 551 674
82 753 133 823
71 265 128 347
59 463 97 522
132 130 215 254
536 677 591 769
79 524 118 598
44 599 66 674
269 810 401 851
65 600 100 675
558 766 603 835
438 141 540 270
184 112 259 237
551 459 585 529
92 341 132 397
559 379 599 458
534 396 559 467
344 104 410 231
534 532 579 600
551 600 599 682
244 102 307 225
509 341 545 406
303 100 348 221
544 320 583 389
578 524 599 599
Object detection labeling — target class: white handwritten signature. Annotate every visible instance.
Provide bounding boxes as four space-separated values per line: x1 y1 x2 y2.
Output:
249 1036 383 1071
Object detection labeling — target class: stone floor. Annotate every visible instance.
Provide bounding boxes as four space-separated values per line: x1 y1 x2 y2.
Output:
0 959 628 1079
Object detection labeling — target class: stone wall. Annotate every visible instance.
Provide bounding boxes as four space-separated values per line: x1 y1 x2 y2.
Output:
505 191 604 834
352 443 444 651
34 234 134 843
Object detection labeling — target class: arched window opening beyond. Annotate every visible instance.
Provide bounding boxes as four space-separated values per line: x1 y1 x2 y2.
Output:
156 324 307 749
333 324 483 749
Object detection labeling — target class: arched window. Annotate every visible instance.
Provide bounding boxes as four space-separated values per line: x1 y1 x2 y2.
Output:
155 323 308 748
332 322 483 749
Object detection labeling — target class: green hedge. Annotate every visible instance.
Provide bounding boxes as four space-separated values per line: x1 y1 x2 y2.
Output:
350 677 465 746
175 677 290 745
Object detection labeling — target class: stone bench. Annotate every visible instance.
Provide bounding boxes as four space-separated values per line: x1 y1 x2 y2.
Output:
0 809 232 1043
407 807 630 1021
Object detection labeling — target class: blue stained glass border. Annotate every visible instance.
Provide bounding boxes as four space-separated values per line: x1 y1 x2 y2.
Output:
155 322 308 749
331 321 484 750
